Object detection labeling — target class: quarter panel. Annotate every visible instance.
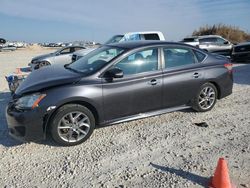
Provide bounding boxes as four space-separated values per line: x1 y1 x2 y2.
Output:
203 65 233 98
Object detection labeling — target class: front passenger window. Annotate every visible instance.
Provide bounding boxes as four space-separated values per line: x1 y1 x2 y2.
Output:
114 48 158 75
164 47 196 69
60 48 71 54
216 37 228 44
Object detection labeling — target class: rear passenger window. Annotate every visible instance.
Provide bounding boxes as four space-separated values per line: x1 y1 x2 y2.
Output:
143 34 160 40
193 50 206 62
114 48 158 75
164 47 196 68
199 37 217 43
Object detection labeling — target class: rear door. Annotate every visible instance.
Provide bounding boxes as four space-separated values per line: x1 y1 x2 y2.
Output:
199 37 217 52
162 46 206 108
102 47 163 121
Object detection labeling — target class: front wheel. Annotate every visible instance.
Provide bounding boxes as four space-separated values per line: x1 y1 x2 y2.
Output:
50 104 95 146
192 83 217 112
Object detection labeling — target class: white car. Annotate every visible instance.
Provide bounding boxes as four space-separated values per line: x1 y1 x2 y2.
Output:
29 46 86 70
71 31 165 62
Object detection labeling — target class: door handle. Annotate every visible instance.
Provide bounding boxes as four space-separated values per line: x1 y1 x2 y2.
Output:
193 72 201 78
148 79 158 85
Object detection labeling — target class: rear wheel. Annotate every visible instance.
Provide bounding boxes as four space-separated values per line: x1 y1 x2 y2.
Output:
192 83 217 112
50 104 95 146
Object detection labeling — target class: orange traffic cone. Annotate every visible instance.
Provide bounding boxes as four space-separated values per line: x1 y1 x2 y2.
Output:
209 158 236 188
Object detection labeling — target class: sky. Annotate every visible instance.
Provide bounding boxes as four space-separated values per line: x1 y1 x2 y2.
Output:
0 0 250 43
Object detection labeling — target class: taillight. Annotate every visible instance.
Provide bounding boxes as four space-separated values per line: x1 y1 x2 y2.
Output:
224 63 233 73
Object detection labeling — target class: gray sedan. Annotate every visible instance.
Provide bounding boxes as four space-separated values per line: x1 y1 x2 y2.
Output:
7 41 233 146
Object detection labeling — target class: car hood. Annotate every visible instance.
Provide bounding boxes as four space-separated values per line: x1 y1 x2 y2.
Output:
32 53 55 61
234 42 250 47
15 64 82 96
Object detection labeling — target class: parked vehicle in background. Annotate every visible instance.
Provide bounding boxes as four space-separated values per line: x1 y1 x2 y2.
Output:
0 38 6 44
181 35 233 56
71 48 96 62
180 37 199 47
6 41 233 146
0 45 16 52
0 40 19 51
198 35 233 56
119 31 165 41
231 42 250 63
29 46 86 70
71 31 165 62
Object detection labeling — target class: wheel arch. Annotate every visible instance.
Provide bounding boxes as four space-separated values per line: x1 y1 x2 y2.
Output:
207 81 221 99
39 59 51 64
43 100 100 137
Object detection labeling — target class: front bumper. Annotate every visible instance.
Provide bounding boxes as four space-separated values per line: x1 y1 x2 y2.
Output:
6 104 46 142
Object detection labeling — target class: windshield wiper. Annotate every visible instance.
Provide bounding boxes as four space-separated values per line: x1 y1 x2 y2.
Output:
64 64 82 74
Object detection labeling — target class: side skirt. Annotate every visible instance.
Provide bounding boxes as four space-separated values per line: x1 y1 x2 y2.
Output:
100 105 191 126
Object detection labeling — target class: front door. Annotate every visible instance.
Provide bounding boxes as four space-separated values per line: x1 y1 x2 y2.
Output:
54 47 73 64
102 48 163 122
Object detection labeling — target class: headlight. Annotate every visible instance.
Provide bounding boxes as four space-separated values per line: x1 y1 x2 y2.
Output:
16 93 46 109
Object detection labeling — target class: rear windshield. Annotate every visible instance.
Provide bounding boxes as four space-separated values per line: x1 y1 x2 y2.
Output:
143 34 160 40
182 38 198 42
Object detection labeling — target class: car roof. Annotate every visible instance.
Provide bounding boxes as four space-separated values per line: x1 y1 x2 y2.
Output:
198 35 223 39
62 45 85 49
183 36 198 39
124 31 162 35
106 40 193 49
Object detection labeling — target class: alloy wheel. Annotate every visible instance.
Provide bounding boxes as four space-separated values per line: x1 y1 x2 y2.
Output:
57 111 90 143
198 86 216 110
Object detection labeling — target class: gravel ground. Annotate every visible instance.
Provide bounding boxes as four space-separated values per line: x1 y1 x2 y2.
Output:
0 48 249 188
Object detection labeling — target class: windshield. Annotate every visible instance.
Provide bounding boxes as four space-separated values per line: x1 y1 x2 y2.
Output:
104 35 124 44
53 48 63 54
67 46 125 74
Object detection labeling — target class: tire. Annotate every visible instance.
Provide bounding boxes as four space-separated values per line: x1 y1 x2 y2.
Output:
37 61 50 69
50 104 95 146
192 83 218 112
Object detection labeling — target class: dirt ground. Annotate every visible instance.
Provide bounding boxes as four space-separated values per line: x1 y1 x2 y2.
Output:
0 47 249 188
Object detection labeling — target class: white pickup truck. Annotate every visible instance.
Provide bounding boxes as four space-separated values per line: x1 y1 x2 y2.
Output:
71 31 165 62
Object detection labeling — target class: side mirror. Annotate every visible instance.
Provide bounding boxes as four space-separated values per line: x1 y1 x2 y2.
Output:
224 41 229 44
104 67 123 78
